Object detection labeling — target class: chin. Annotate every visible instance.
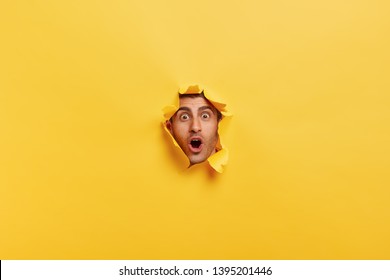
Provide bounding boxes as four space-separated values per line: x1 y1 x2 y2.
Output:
188 156 207 166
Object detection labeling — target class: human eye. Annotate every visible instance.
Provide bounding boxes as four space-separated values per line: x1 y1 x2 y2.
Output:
180 113 190 121
201 112 210 119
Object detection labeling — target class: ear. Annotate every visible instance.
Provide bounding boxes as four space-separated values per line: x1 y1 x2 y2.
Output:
166 120 173 133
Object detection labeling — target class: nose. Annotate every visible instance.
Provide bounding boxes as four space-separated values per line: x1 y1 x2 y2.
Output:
190 117 202 133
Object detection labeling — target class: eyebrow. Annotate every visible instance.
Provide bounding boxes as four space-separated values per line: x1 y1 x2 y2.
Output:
177 107 191 113
198 106 214 112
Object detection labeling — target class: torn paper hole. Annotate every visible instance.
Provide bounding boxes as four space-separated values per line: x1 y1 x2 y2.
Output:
162 85 231 173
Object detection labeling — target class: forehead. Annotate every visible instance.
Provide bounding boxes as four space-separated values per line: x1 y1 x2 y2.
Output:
179 96 214 109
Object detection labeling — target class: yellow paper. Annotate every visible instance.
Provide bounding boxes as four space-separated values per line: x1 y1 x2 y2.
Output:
1 0 390 260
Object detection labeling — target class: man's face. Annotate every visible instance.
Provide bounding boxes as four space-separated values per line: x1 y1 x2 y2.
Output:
167 96 220 166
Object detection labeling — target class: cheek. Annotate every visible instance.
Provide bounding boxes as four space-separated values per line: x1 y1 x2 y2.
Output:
205 122 219 138
172 123 188 141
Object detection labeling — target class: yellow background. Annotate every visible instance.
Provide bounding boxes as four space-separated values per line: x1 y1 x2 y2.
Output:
1 0 389 259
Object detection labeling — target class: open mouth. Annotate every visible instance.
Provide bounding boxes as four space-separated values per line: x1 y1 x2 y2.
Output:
188 138 203 153
190 139 202 148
